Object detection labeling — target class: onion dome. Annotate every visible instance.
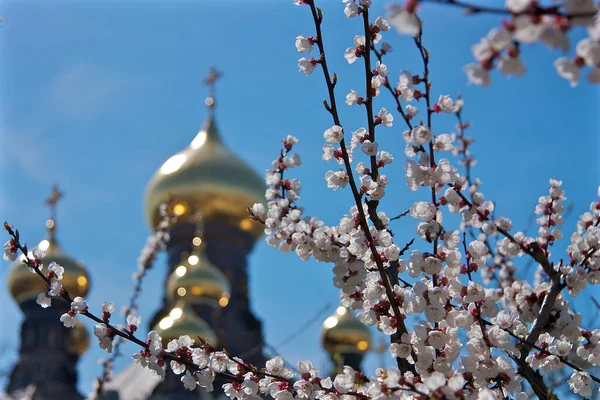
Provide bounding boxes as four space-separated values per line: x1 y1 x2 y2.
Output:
7 235 90 304
144 104 266 239
7 186 90 304
154 302 217 346
68 320 90 356
166 251 230 308
322 306 372 354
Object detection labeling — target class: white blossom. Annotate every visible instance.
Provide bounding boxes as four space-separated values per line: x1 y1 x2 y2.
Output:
3 240 17 261
48 262 64 280
388 3 421 35
36 293 51 308
344 2 360 18
568 371 592 397
60 312 77 328
554 58 580 87
376 108 393 127
464 63 491 87
71 296 87 312
251 203 266 218
344 35 365 64
295 35 313 53
324 125 344 144
410 125 432 145
298 58 316 75
345 89 362 106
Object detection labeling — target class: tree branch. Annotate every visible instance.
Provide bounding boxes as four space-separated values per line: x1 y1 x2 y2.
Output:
420 0 598 19
306 1 415 374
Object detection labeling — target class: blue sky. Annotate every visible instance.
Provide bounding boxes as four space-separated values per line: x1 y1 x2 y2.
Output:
0 0 598 396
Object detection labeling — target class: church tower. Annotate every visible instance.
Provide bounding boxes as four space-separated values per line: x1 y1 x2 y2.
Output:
321 306 372 375
143 68 267 397
5 186 91 399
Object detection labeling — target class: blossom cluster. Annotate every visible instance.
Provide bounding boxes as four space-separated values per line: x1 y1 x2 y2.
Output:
251 130 599 397
5 236 443 399
136 202 176 276
286 0 600 397
3 0 600 398
4 228 380 399
91 201 177 399
386 0 600 86
565 186 600 294
132 332 450 399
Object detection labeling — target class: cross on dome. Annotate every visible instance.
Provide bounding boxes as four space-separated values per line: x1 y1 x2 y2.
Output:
144 64 266 238
45 184 63 239
203 65 222 110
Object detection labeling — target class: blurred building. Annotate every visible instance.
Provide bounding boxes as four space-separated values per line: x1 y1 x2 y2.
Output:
5 187 92 399
4 72 372 400
321 306 372 375
104 73 267 399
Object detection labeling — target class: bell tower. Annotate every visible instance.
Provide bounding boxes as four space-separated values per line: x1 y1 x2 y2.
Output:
143 68 267 397
5 186 91 399
321 306 372 375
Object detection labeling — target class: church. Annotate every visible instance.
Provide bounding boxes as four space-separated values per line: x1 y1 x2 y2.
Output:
4 70 373 400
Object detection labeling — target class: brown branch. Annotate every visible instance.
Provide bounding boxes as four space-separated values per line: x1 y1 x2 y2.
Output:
420 0 598 19
413 26 442 291
448 191 569 394
479 316 600 385
453 103 474 187
371 47 414 131
394 265 600 386
306 1 415 374
93 207 177 398
509 353 552 400
519 277 566 361
4 222 431 398
362 8 379 182
390 209 411 222
453 188 556 274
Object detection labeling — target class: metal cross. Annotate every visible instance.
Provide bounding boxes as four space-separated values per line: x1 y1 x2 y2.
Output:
203 66 222 107
45 184 63 236
203 65 222 91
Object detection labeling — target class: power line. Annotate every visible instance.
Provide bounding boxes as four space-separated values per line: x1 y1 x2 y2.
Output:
239 301 335 360
275 301 334 349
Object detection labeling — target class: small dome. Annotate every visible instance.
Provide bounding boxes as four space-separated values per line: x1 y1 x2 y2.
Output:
322 307 372 354
154 302 217 346
68 320 90 356
166 252 230 308
144 113 265 239
7 237 90 303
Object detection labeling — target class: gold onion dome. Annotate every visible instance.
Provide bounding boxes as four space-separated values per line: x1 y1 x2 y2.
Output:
144 110 266 239
322 306 372 354
68 320 90 356
7 235 90 303
154 302 217 346
166 251 231 308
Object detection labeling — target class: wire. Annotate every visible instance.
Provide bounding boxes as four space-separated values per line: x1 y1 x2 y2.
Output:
239 300 335 360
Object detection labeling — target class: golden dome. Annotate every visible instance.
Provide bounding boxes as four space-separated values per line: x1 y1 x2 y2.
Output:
321 306 372 354
154 302 217 346
144 113 266 238
166 252 231 308
7 237 90 303
68 320 90 356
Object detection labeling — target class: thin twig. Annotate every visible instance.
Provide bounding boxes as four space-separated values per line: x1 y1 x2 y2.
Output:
306 1 415 374
390 209 410 222
4 222 431 399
